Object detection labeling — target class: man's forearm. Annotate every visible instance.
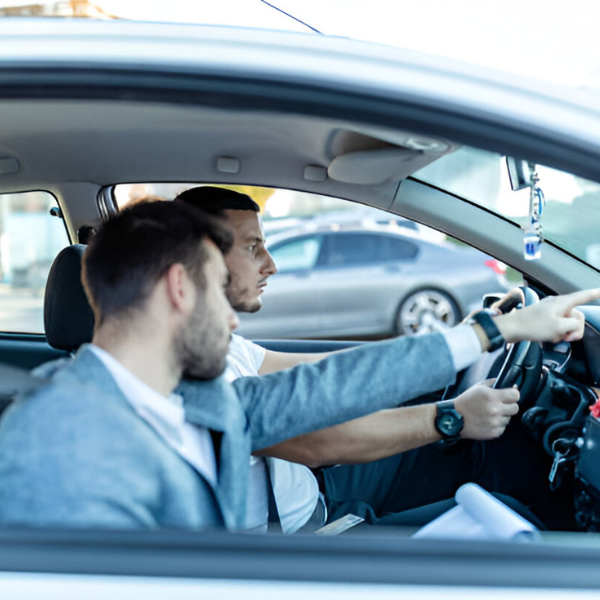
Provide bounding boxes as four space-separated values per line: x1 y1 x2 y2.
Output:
258 349 333 375
255 380 522 466
236 332 456 452
254 405 439 468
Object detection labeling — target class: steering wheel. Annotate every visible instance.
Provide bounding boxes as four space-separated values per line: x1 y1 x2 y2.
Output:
444 286 543 404
492 286 540 390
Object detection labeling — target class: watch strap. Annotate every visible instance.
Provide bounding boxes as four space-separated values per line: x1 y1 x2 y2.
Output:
469 310 505 352
435 399 464 442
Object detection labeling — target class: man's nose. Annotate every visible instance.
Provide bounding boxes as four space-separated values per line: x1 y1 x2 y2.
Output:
261 250 277 276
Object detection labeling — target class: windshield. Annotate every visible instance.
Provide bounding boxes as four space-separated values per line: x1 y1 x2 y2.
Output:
414 147 600 270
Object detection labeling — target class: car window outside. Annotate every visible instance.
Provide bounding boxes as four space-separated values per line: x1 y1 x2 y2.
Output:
322 233 419 267
324 233 379 266
270 236 323 273
0 191 69 333
113 183 517 340
380 236 419 261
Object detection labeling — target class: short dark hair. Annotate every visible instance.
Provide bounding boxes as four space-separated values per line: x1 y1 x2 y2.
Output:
174 186 260 216
82 199 233 325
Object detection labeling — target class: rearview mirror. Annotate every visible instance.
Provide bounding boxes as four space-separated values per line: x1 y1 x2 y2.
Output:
506 157 534 191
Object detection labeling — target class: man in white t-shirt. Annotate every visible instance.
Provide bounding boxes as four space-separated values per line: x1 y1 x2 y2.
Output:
175 187 570 532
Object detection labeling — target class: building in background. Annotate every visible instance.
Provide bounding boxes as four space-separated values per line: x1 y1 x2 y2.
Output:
0 0 116 18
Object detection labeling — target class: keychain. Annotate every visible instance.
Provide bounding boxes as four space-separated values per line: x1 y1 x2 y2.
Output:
523 166 545 260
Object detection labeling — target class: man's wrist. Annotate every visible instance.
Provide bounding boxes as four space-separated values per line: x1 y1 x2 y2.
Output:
493 313 518 344
470 322 490 352
434 400 464 441
468 311 505 352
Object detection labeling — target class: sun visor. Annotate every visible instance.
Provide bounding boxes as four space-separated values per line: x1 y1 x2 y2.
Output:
327 138 455 185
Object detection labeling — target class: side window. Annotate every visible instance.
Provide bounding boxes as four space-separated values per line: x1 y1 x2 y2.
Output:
323 233 381 266
269 236 323 273
321 233 419 266
378 235 419 261
0 192 69 333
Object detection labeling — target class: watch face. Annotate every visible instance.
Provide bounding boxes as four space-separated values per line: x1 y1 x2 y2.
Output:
438 413 461 436
436 405 464 438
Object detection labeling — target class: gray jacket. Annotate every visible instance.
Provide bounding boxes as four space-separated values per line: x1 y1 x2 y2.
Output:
0 335 455 531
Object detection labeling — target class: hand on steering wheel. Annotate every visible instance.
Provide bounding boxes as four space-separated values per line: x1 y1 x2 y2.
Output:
444 287 544 404
492 287 539 390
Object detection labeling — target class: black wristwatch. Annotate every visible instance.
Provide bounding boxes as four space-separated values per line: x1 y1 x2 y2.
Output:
435 400 464 442
468 310 505 352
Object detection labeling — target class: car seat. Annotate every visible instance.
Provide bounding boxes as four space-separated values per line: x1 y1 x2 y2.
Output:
43 244 95 353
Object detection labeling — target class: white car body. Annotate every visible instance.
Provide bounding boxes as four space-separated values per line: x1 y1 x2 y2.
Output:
1 17 600 599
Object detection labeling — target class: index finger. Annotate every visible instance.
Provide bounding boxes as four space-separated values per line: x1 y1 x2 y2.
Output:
557 288 600 311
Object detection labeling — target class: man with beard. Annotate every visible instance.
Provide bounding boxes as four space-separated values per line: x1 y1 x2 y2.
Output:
175 187 587 532
0 200 243 529
0 199 596 531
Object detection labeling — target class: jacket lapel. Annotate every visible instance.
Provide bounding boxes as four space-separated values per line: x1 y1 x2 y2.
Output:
178 376 250 530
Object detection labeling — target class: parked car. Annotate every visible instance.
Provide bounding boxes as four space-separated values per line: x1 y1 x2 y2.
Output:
2 13 600 600
238 223 510 339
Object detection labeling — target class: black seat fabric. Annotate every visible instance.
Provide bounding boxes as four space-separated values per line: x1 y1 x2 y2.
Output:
44 244 95 352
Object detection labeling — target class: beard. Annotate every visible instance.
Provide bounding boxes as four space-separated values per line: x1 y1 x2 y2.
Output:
226 279 262 313
174 295 230 381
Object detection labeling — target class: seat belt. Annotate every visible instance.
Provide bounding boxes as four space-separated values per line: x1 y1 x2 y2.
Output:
264 458 282 532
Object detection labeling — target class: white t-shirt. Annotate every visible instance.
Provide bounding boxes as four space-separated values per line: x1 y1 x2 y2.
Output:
225 334 321 534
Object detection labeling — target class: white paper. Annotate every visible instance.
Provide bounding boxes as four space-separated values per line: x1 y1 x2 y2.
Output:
412 483 540 542
315 514 364 535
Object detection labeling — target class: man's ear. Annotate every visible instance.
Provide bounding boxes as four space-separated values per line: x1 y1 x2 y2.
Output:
164 263 195 314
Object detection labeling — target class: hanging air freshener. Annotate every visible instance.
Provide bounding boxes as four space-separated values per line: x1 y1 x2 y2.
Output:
523 167 545 261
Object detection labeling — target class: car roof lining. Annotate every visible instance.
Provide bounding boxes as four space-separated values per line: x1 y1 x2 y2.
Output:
0 98 453 200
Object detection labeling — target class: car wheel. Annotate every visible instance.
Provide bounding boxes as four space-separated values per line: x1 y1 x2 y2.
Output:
395 289 460 336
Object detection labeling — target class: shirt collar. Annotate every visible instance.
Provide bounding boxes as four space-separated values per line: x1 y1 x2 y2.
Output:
88 344 185 445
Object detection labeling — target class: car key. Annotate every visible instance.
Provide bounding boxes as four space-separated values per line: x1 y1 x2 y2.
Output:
549 452 567 488
549 439 570 488
549 438 577 490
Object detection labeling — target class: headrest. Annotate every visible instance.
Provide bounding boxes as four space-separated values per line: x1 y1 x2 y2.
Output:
44 244 95 351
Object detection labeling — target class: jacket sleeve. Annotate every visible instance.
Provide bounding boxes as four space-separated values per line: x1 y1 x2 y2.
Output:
232 332 456 452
